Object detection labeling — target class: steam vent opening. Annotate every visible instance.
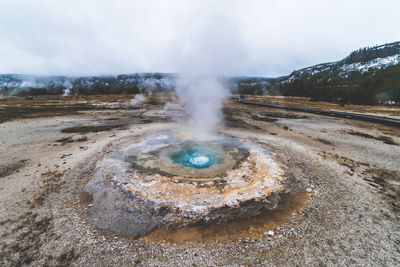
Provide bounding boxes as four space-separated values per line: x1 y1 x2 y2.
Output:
82 131 307 241
170 145 221 169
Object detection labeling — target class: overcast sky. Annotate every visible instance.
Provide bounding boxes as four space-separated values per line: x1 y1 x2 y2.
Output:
0 0 399 77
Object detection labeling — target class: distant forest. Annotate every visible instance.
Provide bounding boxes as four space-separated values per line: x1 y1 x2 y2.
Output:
278 64 400 105
244 42 400 105
1 43 400 106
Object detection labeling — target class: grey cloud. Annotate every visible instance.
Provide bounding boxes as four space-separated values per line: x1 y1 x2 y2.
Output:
0 0 399 77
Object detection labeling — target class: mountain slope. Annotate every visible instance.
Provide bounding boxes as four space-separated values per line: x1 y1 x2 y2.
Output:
277 41 400 104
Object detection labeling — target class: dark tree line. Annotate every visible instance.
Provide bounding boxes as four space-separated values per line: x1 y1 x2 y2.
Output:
4 73 176 96
343 42 400 64
279 64 400 105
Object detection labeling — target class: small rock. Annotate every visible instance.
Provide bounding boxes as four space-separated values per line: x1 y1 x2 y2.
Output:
306 187 312 192
267 230 274 236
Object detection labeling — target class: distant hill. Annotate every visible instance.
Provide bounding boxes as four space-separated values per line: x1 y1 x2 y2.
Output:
1 41 399 105
277 41 400 104
0 73 176 96
0 72 277 97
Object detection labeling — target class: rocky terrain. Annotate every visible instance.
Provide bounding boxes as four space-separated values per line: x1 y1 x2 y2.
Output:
0 94 399 266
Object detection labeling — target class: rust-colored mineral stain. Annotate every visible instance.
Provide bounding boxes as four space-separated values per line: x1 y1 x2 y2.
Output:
78 191 94 205
141 190 311 244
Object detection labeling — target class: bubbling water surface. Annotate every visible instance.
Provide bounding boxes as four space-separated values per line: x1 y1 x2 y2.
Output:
170 146 221 169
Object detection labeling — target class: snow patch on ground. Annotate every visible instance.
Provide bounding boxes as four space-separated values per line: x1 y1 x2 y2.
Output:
340 54 400 74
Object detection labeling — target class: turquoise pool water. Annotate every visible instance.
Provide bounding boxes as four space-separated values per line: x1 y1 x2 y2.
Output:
170 146 221 169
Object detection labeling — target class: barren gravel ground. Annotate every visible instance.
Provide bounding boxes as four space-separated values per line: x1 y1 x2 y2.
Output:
0 96 399 266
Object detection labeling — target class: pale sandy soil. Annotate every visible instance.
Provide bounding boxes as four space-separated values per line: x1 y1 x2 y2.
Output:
0 96 399 266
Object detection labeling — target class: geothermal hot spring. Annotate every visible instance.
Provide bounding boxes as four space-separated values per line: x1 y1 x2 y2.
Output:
83 129 306 240
170 145 220 169
80 76 306 241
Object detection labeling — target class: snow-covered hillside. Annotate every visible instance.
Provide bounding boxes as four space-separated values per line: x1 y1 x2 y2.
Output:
282 41 400 83
339 54 400 75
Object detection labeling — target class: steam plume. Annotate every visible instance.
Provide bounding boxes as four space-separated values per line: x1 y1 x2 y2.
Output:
175 75 228 135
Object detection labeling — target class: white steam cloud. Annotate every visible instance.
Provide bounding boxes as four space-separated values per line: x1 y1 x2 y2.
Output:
175 75 228 134
129 94 146 106
170 2 246 136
